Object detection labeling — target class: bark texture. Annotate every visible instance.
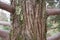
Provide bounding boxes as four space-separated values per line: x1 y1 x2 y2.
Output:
10 0 47 40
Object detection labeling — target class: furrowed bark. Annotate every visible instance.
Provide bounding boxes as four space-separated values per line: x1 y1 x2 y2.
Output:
10 0 46 40
22 0 46 40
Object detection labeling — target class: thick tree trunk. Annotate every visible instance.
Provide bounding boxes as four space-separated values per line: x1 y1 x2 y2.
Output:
10 0 47 40
22 0 46 40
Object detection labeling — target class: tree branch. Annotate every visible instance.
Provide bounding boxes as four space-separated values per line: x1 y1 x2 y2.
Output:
0 1 15 13
47 9 60 16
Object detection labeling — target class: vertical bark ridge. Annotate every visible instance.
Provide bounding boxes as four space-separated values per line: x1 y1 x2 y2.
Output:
22 0 46 40
10 0 46 40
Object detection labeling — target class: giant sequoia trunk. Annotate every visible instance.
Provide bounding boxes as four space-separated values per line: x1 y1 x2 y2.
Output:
10 0 47 40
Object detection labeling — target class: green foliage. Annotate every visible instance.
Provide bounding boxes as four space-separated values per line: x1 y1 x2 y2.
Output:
3 26 10 30
47 23 52 28
46 0 60 37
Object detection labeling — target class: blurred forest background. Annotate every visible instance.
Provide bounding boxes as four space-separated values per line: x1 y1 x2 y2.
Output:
0 0 11 31
46 0 60 37
0 0 60 39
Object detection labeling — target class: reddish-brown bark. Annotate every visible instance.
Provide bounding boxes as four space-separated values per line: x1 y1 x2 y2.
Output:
0 1 15 13
47 9 60 16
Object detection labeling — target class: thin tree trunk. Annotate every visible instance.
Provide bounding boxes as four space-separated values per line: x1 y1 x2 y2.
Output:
10 0 47 40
